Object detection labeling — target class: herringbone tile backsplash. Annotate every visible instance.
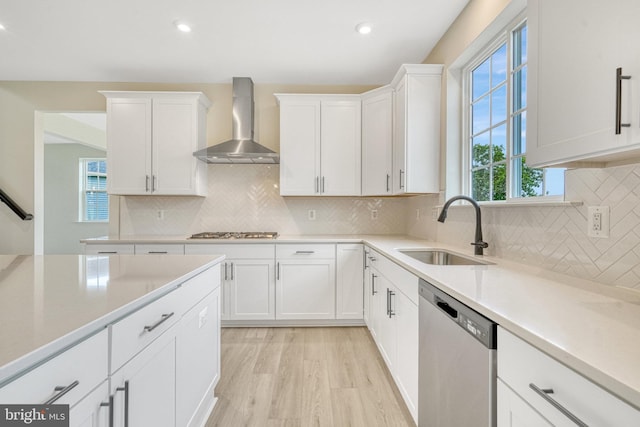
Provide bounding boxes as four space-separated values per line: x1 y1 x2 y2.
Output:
407 164 640 291
119 163 640 291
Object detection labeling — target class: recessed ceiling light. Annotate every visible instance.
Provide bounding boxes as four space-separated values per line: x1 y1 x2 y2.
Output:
355 22 372 35
174 20 192 33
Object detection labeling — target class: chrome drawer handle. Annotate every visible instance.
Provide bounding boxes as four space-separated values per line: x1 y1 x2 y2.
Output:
295 251 315 254
148 251 168 254
143 312 174 332
43 380 79 404
97 251 117 254
100 395 114 427
529 383 588 427
615 67 631 134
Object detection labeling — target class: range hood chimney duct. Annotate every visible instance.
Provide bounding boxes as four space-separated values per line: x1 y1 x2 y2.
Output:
194 77 279 164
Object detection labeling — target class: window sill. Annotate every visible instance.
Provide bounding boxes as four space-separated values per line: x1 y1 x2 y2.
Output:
437 200 582 209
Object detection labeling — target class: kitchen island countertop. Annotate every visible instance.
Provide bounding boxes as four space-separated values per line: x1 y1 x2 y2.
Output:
0 254 223 386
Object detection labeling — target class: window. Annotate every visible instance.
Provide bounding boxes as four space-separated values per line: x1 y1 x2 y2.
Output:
80 158 108 221
466 19 564 202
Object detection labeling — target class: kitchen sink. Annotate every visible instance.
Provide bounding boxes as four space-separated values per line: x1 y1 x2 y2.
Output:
397 249 493 266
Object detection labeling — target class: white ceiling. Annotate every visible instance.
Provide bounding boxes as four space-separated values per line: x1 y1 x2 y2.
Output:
0 0 468 85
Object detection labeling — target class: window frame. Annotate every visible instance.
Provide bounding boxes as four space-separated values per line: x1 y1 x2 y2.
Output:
461 15 564 204
79 158 108 222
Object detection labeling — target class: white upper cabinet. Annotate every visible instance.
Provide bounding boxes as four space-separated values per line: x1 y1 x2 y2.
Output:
276 94 362 196
391 64 442 194
102 91 210 196
362 87 394 196
527 0 640 167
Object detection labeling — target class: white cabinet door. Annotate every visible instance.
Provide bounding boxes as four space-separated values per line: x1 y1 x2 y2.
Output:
392 65 442 194
111 329 176 427
228 259 275 320
103 91 209 196
69 382 110 427
336 244 364 320
152 97 205 195
320 100 362 196
394 290 418 421
106 97 152 195
374 276 397 372
362 88 394 196
497 380 552 427
176 288 220 427
527 0 640 167
278 97 321 196
276 258 336 320
84 244 135 255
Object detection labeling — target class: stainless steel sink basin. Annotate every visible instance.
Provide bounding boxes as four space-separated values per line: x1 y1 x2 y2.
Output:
398 249 492 266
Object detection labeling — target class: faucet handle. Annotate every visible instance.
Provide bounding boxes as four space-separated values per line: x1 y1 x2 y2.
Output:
471 241 489 249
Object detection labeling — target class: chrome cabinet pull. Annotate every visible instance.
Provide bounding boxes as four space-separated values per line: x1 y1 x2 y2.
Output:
386 174 390 192
43 380 79 404
615 67 631 134
145 175 150 192
224 263 228 281
315 176 319 193
371 274 377 295
276 262 280 280
388 290 395 318
399 169 405 190
364 251 369 269
322 176 325 193
529 383 588 427
148 251 167 254
230 262 234 280
295 250 315 254
100 395 114 427
143 312 174 332
152 175 157 192
98 251 117 254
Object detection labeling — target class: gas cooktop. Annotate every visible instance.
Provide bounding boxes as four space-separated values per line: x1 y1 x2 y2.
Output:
189 232 279 240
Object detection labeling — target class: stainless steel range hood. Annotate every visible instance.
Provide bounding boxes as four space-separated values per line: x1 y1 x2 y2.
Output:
194 77 279 164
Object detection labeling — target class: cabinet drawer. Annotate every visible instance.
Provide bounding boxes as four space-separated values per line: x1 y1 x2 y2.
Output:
110 287 182 373
180 264 220 313
0 329 108 406
135 244 185 254
498 327 640 426
276 244 335 259
185 243 275 259
84 244 135 255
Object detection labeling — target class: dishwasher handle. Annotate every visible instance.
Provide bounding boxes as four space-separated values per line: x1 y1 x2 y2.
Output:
436 299 458 319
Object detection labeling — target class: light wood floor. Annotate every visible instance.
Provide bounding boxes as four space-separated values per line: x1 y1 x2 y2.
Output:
205 327 416 427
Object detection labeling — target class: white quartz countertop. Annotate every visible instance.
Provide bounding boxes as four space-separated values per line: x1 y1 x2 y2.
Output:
0 254 223 386
82 233 640 409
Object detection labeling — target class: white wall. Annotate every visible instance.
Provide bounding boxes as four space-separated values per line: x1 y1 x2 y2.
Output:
44 143 108 253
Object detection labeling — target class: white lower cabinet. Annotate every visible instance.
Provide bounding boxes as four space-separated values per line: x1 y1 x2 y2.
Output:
111 327 177 427
84 244 135 255
276 244 336 320
176 287 220 427
69 382 110 427
365 247 418 423
336 244 364 320
497 327 640 427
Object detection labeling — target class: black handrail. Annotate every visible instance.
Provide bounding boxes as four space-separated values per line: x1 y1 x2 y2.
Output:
0 188 33 221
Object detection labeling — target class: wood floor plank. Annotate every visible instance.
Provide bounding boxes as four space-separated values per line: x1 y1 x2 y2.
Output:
269 329 305 420
254 327 287 374
330 388 368 427
302 359 334 427
325 327 358 389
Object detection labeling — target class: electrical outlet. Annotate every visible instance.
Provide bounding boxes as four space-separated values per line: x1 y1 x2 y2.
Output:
308 210 316 221
587 206 610 238
371 210 378 220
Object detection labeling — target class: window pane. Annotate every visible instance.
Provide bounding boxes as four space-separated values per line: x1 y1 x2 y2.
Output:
491 84 507 125
86 192 109 221
544 168 565 196
513 67 527 111
492 163 506 201
512 111 527 155
472 168 490 201
491 44 507 88
472 58 490 101
492 124 507 163
512 157 543 198
472 95 490 134
513 24 527 67
472 131 490 167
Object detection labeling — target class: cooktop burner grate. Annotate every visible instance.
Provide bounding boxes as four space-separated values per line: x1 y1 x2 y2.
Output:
189 231 279 239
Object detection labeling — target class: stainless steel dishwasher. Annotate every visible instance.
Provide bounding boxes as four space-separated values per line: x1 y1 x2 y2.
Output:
418 279 497 427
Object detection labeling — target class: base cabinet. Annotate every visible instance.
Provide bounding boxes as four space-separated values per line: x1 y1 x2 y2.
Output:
497 380 552 427
69 382 110 427
336 244 364 320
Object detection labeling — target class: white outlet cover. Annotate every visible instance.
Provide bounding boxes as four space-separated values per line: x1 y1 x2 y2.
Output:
587 206 610 238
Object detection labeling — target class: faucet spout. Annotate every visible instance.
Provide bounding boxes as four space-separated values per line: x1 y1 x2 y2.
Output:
437 195 488 256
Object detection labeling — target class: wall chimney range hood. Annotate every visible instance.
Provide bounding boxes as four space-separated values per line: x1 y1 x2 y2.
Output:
194 77 279 164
